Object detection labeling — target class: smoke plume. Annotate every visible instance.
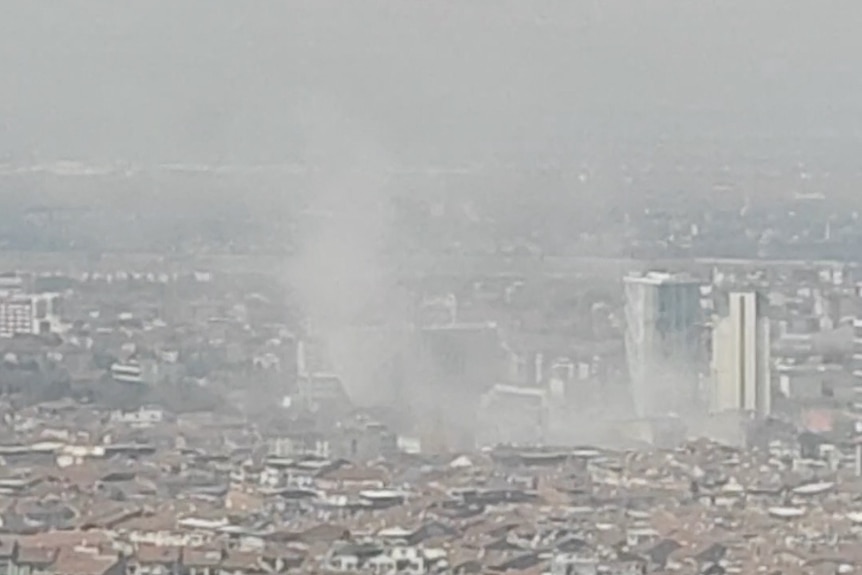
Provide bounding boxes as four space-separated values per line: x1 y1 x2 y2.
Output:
288 100 402 405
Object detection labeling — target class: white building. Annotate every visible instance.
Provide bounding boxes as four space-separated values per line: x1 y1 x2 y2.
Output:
0 274 24 293
110 359 158 384
852 318 862 378
109 405 165 426
711 291 771 417
0 293 61 338
477 384 548 446
624 272 704 418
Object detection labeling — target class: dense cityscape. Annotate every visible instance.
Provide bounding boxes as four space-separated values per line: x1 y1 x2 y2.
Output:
0 164 857 574
5 2 862 574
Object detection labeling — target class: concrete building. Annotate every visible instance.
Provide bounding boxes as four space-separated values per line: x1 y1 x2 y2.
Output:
109 405 166 426
0 293 61 338
110 359 158 384
477 384 548 446
776 363 851 402
0 296 35 337
410 322 501 450
624 272 704 418
712 291 771 417
0 273 24 294
852 317 862 378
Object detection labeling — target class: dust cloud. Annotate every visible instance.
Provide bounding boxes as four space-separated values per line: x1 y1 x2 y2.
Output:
287 100 405 406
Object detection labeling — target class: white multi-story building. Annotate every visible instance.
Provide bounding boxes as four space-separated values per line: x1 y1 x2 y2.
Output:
852 317 862 379
0 293 61 338
711 291 771 417
624 272 704 418
110 359 160 384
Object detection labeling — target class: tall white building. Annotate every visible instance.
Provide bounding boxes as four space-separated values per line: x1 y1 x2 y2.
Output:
711 291 771 417
624 272 704 418
0 293 61 338
851 317 862 379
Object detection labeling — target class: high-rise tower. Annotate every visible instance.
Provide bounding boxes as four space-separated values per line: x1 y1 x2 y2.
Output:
624 272 704 417
712 291 771 417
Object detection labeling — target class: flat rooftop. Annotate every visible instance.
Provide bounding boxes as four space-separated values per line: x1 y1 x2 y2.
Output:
624 271 701 286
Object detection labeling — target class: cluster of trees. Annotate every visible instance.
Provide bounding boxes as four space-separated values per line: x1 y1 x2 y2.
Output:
77 378 223 414
0 350 226 414
0 358 71 404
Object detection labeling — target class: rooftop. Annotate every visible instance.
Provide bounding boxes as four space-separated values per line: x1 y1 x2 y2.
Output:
624 271 702 286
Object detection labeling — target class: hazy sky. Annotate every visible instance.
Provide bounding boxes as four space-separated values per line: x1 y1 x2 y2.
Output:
2 1 861 163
